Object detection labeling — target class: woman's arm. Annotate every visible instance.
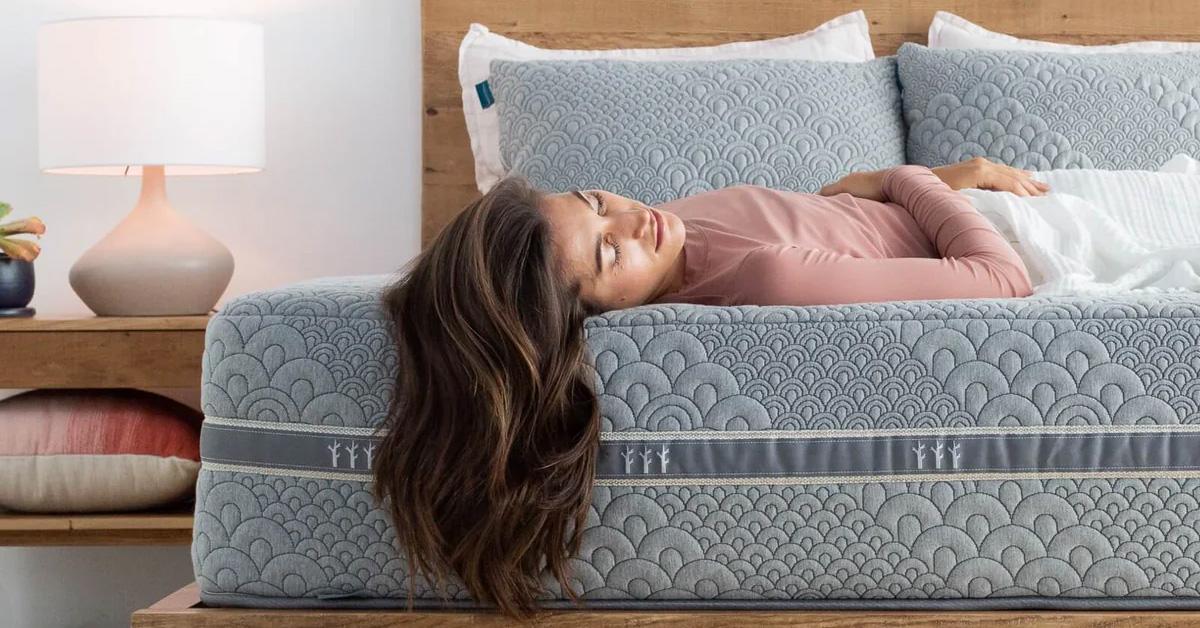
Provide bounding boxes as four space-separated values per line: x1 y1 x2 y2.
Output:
732 165 1034 306
819 157 1050 200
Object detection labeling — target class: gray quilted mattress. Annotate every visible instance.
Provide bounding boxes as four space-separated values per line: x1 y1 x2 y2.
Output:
193 273 1200 610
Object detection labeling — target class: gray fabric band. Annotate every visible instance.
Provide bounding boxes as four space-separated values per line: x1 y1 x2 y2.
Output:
200 421 1200 480
595 431 1193 478
201 423 381 475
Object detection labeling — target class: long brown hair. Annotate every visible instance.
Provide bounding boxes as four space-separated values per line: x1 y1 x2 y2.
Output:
373 177 601 618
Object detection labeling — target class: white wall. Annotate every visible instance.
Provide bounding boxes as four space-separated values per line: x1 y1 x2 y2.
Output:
0 1 422 626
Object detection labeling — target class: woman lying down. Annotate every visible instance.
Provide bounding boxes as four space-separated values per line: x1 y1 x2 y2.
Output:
373 157 1064 616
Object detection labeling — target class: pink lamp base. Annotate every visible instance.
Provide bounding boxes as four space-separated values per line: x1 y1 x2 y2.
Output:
68 165 234 316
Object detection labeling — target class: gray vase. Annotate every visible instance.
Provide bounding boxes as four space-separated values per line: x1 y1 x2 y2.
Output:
0 251 36 316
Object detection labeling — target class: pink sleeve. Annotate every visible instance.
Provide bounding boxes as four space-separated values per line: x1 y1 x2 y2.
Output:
732 166 1033 306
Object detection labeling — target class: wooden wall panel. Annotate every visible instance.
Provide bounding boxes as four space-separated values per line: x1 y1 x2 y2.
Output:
422 0 1200 244
424 1 1200 36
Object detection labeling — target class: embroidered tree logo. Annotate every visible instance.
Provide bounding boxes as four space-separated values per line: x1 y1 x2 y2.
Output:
639 447 654 473
911 439 965 471
617 443 673 474
620 446 637 473
323 439 377 469
912 442 927 469
327 440 342 467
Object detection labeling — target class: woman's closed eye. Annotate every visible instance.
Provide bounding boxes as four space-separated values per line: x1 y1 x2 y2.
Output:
588 191 607 215
608 236 622 267
588 191 622 268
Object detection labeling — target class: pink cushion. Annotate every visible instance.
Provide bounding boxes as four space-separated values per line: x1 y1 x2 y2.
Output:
0 389 202 512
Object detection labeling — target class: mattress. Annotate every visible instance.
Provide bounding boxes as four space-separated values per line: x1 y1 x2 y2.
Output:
193 273 1200 609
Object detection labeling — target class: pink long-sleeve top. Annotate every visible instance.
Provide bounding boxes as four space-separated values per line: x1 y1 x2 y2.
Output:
652 165 1033 306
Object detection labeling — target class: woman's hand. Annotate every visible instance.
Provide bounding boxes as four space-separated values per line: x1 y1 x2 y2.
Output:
818 170 888 201
932 157 1050 197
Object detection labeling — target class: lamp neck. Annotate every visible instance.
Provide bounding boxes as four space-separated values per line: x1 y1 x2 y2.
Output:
136 165 168 209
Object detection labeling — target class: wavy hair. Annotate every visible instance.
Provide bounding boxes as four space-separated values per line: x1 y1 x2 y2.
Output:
373 177 601 619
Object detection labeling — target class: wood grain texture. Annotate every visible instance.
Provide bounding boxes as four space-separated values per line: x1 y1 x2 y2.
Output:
0 528 192 546
424 0 1200 35
0 314 211 331
421 0 1200 245
0 313 208 387
0 508 193 546
130 581 1200 628
145 582 204 611
0 329 206 388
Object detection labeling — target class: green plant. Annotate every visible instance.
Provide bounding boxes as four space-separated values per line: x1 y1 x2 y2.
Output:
0 202 45 262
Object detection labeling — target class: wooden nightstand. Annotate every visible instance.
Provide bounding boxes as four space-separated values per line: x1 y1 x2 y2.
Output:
0 313 211 546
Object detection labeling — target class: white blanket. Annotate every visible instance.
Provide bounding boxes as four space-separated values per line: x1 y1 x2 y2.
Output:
961 155 1200 295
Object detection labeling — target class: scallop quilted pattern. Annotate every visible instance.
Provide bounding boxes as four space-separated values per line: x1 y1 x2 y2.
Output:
899 43 1200 170
194 474 1200 603
490 58 905 203
194 275 1200 606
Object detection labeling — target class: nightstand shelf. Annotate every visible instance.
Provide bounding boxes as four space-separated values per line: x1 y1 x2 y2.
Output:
0 503 195 546
0 313 211 545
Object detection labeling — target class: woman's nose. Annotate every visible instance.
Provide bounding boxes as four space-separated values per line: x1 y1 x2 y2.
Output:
630 207 651 240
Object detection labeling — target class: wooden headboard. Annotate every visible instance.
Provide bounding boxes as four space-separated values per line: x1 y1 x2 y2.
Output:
421 0 1200 245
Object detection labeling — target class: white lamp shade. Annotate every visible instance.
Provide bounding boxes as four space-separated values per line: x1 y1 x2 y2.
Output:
38 17 265 176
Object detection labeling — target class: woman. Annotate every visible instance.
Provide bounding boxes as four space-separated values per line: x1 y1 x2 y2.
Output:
373 158 1046 618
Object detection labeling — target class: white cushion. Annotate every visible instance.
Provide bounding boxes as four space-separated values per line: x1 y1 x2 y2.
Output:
928 11 1200 53
459 11 876 193
0 454 198 512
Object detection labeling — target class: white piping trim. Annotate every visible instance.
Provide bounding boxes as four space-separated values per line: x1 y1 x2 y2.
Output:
203 415 379 437
598 424 1200 441
204 462 372 482
596 470 1200 487
204 414 1200 442
202 461 1200 488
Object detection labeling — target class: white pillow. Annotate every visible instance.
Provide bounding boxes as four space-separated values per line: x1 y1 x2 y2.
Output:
459 11 875 193
928 11 1200 53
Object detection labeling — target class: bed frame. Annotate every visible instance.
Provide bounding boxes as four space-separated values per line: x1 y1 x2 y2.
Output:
135 0 1200 624
129 582 1200 627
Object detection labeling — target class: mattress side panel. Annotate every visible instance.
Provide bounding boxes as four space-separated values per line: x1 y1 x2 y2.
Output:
194 294 1200 605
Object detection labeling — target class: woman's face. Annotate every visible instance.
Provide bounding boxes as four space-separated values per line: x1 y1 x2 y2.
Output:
540 189 686 311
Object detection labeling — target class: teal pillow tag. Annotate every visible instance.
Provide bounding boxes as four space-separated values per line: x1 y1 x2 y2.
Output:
475 80 494 109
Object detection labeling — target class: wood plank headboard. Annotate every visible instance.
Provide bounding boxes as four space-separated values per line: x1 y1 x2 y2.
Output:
421 0 1200 246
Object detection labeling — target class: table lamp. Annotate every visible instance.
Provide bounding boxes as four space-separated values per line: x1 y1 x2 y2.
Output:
37 17 265 316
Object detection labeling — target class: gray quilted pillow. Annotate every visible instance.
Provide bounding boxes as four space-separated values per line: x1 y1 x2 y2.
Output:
899 42 1200 170
489 57 904 203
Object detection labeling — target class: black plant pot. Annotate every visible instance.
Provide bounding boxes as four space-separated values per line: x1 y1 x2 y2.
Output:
0 251 36 317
